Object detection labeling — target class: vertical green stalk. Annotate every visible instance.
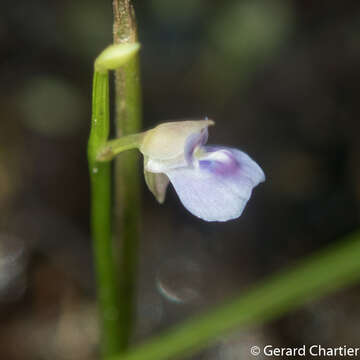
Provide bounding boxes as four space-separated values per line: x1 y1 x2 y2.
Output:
88 71 122 357
113 0 142 350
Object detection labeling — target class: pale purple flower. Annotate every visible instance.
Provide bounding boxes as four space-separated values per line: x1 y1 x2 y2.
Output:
140 120 265 222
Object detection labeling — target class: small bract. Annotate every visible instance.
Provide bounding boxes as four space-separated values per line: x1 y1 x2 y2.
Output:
139 120 265 222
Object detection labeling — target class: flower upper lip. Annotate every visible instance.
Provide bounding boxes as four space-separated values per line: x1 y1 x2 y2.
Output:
140 119 214 161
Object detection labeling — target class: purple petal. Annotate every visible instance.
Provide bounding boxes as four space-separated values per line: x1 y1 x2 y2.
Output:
184 127 208 166
201 146 265 185
164 147 265 222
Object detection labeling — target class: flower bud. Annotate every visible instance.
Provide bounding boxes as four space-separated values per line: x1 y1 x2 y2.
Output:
95 43 140 72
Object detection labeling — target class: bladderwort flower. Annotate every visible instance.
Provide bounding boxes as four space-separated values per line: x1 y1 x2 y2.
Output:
98 119 265 222
139 119 265 222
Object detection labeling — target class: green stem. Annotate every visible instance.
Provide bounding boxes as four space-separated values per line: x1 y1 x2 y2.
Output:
109 231 360 360
88 71 122 358
113 0 142 350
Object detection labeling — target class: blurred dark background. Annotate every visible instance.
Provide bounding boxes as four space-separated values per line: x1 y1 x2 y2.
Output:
1 0 360 359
